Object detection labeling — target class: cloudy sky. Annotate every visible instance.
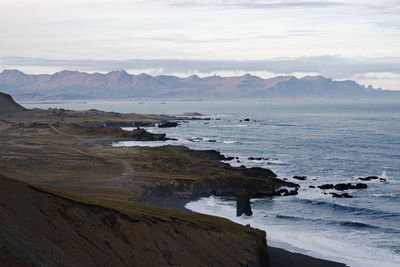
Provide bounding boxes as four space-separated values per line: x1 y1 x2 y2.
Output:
1 0 399 90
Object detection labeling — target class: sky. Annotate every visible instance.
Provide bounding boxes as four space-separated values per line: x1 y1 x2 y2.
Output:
0 0 399 90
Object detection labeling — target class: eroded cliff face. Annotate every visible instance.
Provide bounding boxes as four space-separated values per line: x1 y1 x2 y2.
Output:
0 175 269 267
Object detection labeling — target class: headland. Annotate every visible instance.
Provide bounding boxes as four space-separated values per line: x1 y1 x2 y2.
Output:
0 92 346 266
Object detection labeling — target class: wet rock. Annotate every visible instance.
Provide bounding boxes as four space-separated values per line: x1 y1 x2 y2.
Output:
248 157 269 161
276 188 298 196
334 183 354 191
276 189 289 196
293 176 307 181
355 183 368 189
379 178 387 182
158 122 179 128
236 192 253 216
309 185 316 188
318 184 334 190
273 178 299 188
333 183 367 190
225 156 235 161
330 192 353 198
244 118 250 122
358 176 379 181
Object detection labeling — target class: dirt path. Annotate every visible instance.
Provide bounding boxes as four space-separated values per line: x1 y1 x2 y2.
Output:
47 123 82 140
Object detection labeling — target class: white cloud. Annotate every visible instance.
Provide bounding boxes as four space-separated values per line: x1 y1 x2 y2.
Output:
0 0 399 88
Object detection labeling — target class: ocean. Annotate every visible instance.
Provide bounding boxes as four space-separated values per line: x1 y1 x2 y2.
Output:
21 99 400 267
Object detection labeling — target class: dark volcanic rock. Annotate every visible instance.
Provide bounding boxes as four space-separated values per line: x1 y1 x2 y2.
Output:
121 128 167 141
330 192 353 198
160 146 230 161
248 157 269 161
241 167 277 179
333 183 367 190
293 176 307 181
318 184 334 190
358 176 379 181
379 178 387 182
189 149 230 161
191 177 275 198
158 122 179 128
273 178 299 188
355 183 368 189
275 188 298 196
237 192 253 216
334 183 354 191
243 118 250 122
309 185 316 188
276 189 289 196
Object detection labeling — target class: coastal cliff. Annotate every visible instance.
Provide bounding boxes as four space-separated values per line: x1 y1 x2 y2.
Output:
0 174 269 266
0 92 276 266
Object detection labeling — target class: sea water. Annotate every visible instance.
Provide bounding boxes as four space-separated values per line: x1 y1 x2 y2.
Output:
22 99 400 267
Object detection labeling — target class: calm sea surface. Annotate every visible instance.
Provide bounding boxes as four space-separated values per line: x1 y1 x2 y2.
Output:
21 99 400 267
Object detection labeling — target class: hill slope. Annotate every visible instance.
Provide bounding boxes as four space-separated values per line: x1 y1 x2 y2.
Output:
0 175 268 266
1 69 397 100
0 92 25 114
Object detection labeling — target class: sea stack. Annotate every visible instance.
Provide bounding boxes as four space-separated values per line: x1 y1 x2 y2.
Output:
237 192 253 216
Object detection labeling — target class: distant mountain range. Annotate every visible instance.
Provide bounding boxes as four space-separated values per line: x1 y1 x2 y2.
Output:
0 69 398 100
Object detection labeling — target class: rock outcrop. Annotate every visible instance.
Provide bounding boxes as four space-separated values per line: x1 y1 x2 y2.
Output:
158 122 179 128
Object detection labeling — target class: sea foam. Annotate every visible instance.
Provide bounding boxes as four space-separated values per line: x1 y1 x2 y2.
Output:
186 196 400 267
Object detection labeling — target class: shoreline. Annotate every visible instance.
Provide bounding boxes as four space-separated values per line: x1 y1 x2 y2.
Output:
82 136 347 267
146 196 347 267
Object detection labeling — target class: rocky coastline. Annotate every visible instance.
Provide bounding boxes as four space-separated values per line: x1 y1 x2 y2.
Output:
0 92 348 266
